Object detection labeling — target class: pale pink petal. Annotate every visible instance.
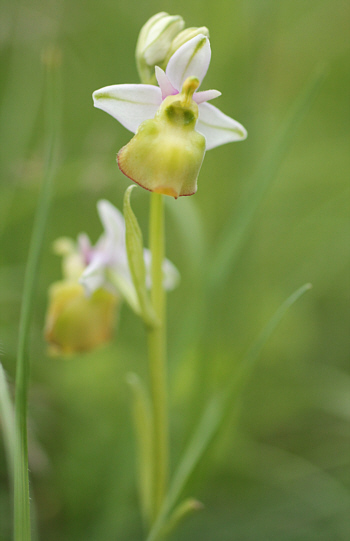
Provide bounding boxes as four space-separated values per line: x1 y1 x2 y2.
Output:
196 102 247 150
193 89 221 104
79 253 107 296
93 84 162 133
165 34 211 91
78 233 93 264
155 66 178 99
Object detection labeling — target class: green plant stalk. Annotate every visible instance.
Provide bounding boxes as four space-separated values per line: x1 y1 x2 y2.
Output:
14 47 60 541
148 192 168 518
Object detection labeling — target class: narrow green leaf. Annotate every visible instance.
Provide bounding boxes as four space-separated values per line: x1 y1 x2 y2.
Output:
164 396 224 512
228 283 312 399
0 365 40 541
147 283 311 541
0 363 15 479
126 373 154 527
247 436 350 513
14 45 61 541
158 498 203 539
146 395 225 541
209 67 326 290
123 185 158 328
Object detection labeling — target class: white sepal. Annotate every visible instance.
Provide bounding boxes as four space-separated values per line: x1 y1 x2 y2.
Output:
93 84 162 133
197 102 248 150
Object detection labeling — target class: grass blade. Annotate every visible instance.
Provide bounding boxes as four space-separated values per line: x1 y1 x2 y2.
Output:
146 395 225 541
158 498 203 539
14 46 61 541
228 283 312 399
209 67 326 291
0 363 15 479
147 283 311 541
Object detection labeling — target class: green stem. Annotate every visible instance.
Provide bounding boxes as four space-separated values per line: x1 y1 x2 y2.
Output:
14 46 60 541
148 192 168 518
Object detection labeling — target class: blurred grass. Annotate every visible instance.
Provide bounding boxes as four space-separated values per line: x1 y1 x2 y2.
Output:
0 0 349 540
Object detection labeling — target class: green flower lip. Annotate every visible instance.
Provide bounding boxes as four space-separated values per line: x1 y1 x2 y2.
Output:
117 150 196 199
117 102 206 199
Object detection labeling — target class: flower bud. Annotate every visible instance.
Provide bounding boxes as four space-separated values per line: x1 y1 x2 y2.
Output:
118 77 206 199
44 281 119 356
164 26 209 65
136 12 185 84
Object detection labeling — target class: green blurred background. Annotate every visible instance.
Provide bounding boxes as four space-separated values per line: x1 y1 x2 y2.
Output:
1 0 349 539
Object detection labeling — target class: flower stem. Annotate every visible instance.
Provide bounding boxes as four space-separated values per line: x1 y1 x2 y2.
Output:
148 192 168 518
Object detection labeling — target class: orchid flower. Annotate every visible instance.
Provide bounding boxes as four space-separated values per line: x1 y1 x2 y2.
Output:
45 231 120 356
45 199 179 354
79 199 180 304
93 34 247 198
44 280 118 356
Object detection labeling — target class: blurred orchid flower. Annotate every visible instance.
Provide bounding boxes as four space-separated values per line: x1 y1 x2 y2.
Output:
45 200 179 354
93 35 247 198
44 280 118 356
80 200 180 301
44 231 120 356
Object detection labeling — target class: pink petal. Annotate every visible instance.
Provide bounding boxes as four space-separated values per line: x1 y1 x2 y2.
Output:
194 89 221 104
155 66 178 99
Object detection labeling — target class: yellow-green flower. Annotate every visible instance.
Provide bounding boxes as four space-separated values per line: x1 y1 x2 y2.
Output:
93 34 247 198
44 200 179 355
45 281 119 356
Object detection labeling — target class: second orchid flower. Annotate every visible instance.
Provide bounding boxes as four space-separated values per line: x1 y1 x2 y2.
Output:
45 200 179 354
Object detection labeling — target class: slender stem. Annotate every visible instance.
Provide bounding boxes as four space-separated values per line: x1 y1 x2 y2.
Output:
148 192 168 517
14 47 60 541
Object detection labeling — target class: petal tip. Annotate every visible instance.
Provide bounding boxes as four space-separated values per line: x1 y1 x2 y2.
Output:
154 186 179 199
239 126 248 140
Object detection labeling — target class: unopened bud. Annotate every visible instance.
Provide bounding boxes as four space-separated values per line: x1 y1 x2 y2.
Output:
165 27 209 65
136 12 184 84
